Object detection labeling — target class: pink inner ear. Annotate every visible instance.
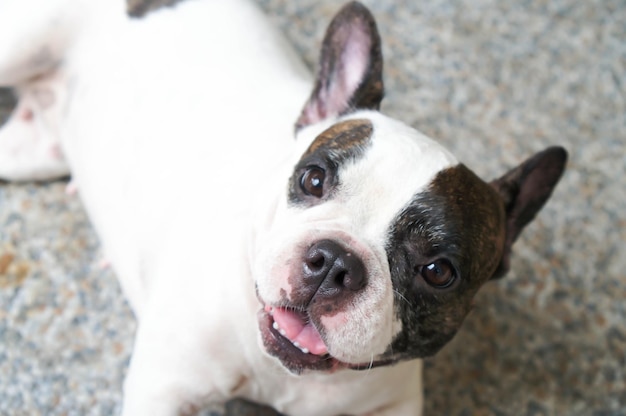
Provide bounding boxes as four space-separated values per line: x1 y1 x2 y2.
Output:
340 26 371 99
301 24 372 126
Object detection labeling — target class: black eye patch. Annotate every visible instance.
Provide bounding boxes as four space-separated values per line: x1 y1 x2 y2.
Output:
383 164 505 360
288 119 373 206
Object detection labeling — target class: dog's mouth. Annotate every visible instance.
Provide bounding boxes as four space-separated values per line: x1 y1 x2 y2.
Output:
258 304 395 374
267 306 328 355
258 305 343 374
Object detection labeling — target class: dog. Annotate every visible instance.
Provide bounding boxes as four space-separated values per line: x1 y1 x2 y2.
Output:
0 0 567 414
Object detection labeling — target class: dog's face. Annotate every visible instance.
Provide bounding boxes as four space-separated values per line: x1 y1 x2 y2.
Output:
253 2 566 374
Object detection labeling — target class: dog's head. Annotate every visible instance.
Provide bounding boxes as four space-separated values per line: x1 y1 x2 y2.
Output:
253 2 567 374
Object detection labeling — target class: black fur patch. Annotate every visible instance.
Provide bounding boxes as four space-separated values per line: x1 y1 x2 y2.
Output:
127 0 186 18
384 164 506 360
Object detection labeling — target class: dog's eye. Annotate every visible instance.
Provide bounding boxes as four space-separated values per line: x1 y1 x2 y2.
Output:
300 167 326 198
419 259 456 288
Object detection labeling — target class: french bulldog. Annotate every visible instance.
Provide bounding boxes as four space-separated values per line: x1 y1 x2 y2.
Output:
0 0 567 414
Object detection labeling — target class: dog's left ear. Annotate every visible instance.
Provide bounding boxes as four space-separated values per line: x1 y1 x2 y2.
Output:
490 146 568 279
296 1 383 130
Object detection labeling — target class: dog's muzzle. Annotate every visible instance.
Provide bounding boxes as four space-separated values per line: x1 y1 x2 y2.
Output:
257 239 391 374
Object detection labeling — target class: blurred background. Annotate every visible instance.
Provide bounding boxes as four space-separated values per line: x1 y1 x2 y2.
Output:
1 0 624 414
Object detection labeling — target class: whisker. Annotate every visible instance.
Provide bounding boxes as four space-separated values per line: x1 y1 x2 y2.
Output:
393 289 411 308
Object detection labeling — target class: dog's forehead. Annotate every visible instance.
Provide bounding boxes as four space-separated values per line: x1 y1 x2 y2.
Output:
353 112 459 187
294 112 459 237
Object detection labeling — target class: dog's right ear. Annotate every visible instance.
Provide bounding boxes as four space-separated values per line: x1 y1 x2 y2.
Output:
295 2 384 130
490 146 568 279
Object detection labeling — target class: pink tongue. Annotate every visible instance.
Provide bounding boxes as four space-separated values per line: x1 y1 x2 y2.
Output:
272 308 328 356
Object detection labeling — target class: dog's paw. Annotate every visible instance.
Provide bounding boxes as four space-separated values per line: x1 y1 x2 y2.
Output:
0 90 69 182
65 179 78 195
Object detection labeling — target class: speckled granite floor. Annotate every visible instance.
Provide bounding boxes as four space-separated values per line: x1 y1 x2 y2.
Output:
1 0 625 415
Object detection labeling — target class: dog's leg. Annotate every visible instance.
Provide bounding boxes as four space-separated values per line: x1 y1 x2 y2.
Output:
0 0 126 181
121 307 243 416
0 0 89 85
0 72 70 181
0 0 78 181
122 320 197 416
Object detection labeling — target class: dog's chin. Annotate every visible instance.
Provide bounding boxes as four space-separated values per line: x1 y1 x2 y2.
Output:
257 305 394 375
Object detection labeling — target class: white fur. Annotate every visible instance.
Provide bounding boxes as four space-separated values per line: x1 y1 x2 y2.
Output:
0 1 458 414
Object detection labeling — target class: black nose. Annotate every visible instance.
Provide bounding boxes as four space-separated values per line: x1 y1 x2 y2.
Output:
303 239 367 298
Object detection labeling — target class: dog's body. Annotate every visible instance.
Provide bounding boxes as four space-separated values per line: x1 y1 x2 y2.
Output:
0 1 567 415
